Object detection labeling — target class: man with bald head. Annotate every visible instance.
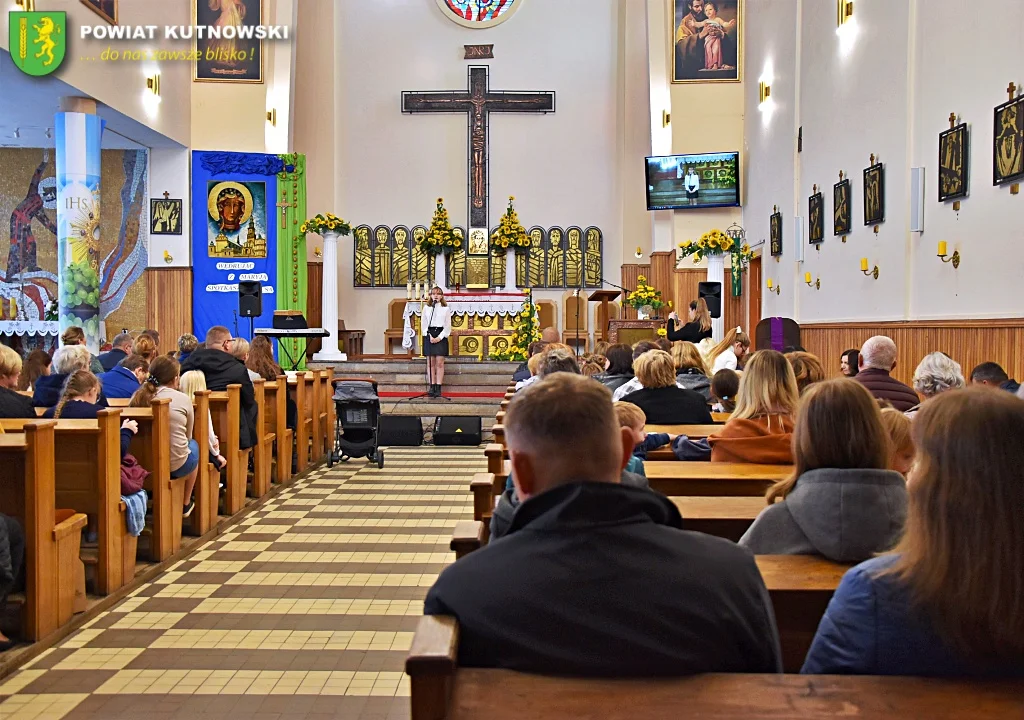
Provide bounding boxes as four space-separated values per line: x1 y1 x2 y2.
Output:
855 335 919 411
424 373 781 676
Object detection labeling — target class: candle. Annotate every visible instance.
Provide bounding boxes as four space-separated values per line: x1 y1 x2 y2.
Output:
9 297 16 318
415 281 421 300
767 278 773 289
805 272 812 284
860 258 868 271
938 241 947 257
406 282 412 300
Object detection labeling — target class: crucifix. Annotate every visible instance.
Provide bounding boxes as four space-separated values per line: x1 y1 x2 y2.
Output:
276 195 292 230
402 66 555 229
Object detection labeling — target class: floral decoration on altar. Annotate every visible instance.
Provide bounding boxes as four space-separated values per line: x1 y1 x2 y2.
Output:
626 275 667 316
299 213 351 239
489 289 540 362
417 198 461 257
678 228 753 265
491 196 530 254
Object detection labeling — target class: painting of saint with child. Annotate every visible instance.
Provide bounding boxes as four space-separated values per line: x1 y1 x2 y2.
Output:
673 0 742 83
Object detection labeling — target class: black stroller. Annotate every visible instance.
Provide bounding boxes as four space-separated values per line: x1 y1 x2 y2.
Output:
328 378 384 468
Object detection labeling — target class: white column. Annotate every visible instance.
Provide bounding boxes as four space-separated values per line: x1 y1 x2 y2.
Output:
313 231 347 362
707 254 725 342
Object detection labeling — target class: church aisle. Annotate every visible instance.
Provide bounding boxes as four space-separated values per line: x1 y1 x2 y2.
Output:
0 448 482 720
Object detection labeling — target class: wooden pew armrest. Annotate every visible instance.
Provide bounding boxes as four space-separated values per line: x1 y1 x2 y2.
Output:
407 615 459 676
450 521 484 559
53 512 88 541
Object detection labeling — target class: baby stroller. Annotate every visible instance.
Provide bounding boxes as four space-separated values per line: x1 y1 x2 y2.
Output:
329 378 384 469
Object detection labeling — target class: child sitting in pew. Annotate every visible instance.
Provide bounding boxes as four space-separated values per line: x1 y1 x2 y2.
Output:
880 406 914 477
130 357 200 518
179 371 228 474
613 401 670 476
710 368 739 414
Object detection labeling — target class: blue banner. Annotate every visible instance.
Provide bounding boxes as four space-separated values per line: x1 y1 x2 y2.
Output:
191 151 279 342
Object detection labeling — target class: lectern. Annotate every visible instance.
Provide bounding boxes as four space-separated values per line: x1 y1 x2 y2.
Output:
588 290 621 343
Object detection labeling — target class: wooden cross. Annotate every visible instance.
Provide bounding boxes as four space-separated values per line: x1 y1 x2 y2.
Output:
839 170 844 181
402 66 555 228
277 197 292 230
870 153 875 165
1008 82 1018 101
949 112 957 129
813 184 818 193
162 191 170 200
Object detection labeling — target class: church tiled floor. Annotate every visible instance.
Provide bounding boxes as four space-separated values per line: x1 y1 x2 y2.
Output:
0 447 482 720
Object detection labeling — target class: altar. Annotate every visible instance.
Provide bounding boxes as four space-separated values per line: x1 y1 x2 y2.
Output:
0 320 60 354
401 292 526 359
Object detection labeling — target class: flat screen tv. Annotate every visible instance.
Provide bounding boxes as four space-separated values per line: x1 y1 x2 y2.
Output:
645 152 741 210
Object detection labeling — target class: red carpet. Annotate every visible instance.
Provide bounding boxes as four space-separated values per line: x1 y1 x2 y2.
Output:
378 391 505 399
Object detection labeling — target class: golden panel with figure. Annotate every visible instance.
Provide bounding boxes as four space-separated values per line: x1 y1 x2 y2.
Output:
476 314 498 330
411 225 430 281
449 248 466 287
489 248 505 287
373 226 392 287
547 227 565 287
392 226 411 286
528 227 546 288
353 225 372 287
467 256 489 288
458 334 484 359
585 227 602 288
566 227 583 288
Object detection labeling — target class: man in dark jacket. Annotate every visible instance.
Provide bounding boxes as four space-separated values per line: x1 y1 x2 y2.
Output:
425 373 782 676
969 361 1021 394
180 326 257 449
99 354 148 400
854 336 919 411
97 332 133 372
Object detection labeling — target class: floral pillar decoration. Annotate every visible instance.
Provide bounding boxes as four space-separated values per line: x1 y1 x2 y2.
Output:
418 198 461 291
678 228 753 342
491 196 531 292
300 211 351 362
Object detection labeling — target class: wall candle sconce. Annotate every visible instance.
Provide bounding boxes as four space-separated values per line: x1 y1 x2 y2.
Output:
15 0 36 10
860 257 879 279
146 74 161 97
266 108 277 126
758 81 771 104
766 278 780 295
662 110 671 128
634 246 644 259
937 241 961 269
837 0 854 26
804 272 821 290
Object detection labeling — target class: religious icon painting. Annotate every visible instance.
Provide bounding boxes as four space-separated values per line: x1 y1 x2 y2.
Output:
672 0 742 83
938 123 969 202
863 163 885 226
435 0 524 28
993 94 1024 185
80 0 116 24
833 179 851 237
150 198 182 235
194 0 263 83
770 210 783 257
808 192 824 245
353 225 373 287
206 180 267 258
468 228 489 255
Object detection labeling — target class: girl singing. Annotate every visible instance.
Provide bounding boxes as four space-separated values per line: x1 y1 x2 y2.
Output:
423 286 452 397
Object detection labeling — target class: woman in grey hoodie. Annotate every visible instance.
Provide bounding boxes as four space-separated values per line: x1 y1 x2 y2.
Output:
671 341 712 402
740 378 907 563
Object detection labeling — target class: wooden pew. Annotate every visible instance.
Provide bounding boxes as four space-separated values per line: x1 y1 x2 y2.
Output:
711 412 731 423
264 376 294 485
308 370 323 464
406 617 1024 720
288 372 313 472
120 399 184 562
251 379 273 498
318 368 334 458
645 462 790 497
0 422 88 641
187 390 219 537
672 496 765 542
1 411 135 595
208 385 248 516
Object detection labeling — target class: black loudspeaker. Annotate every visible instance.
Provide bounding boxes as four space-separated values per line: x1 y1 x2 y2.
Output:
433 416 482 446
378 416 423 447
698 282 722 319
238 280 262 318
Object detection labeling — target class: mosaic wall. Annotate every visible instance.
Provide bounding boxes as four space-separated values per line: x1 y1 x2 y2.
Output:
0 148 148 335
353 225 603 289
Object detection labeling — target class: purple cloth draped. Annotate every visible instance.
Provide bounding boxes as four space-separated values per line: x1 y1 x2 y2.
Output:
770 317 784 352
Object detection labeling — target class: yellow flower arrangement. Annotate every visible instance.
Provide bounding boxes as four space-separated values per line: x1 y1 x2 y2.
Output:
299 212 351 240
491 196 531 254
656 328 668 338
417 198 459 257
626 275 667 312
677 228 753 264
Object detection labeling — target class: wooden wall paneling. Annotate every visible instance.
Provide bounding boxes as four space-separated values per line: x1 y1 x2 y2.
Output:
620 264 650 320
649 252 675 311
800 320 1024 386
306 262 324 357
145 268 192 343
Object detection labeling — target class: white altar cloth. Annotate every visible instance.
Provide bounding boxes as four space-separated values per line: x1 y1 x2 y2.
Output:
401 292 526 350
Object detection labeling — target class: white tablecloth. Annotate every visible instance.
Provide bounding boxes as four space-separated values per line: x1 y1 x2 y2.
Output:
0 320 59 337
401 293 526 350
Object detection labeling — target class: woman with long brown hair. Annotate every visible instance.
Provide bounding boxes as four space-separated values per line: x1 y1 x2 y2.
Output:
739 379 907 562
708 349 799 464
17 349 51 391
803 387 1024 676
666 299 713 343
423 286 451 397
130 356 200 517
246 335 282 381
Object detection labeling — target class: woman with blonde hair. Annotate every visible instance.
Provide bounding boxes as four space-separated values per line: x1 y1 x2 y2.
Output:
708 350 799 464
667 298 713 343
423 286 451 397
708 326 751 374
671 341 711 401
803 388 1024 676
880 407 915 476
132 333 158 362
739 379 907 562
60 326 104 374
130 356 199 517
229 338 261 382
180 371 227 472
0 345 35 418
621 349 712 425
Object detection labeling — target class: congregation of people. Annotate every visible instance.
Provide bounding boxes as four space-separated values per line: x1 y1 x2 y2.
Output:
426 314 1024 680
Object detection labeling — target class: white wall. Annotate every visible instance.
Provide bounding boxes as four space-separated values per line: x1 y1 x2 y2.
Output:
744 0 1024 323
317 0 628 353
148 147 191 267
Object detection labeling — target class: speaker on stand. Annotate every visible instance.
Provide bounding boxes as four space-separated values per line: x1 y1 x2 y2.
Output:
238 280 263 339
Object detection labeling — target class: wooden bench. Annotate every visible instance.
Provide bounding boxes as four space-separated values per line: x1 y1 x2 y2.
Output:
288 372 315 472
0 422 88 642
264 376 294 485
251 379 274 499
317 368 335 459
187 390 220 537
711 412 731 423
1 411 135 595
645 462 790 497
672 496 765 541
208 385 249 516
406 618 1024 720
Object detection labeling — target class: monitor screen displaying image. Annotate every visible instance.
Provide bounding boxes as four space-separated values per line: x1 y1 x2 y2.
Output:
645 152 741 210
